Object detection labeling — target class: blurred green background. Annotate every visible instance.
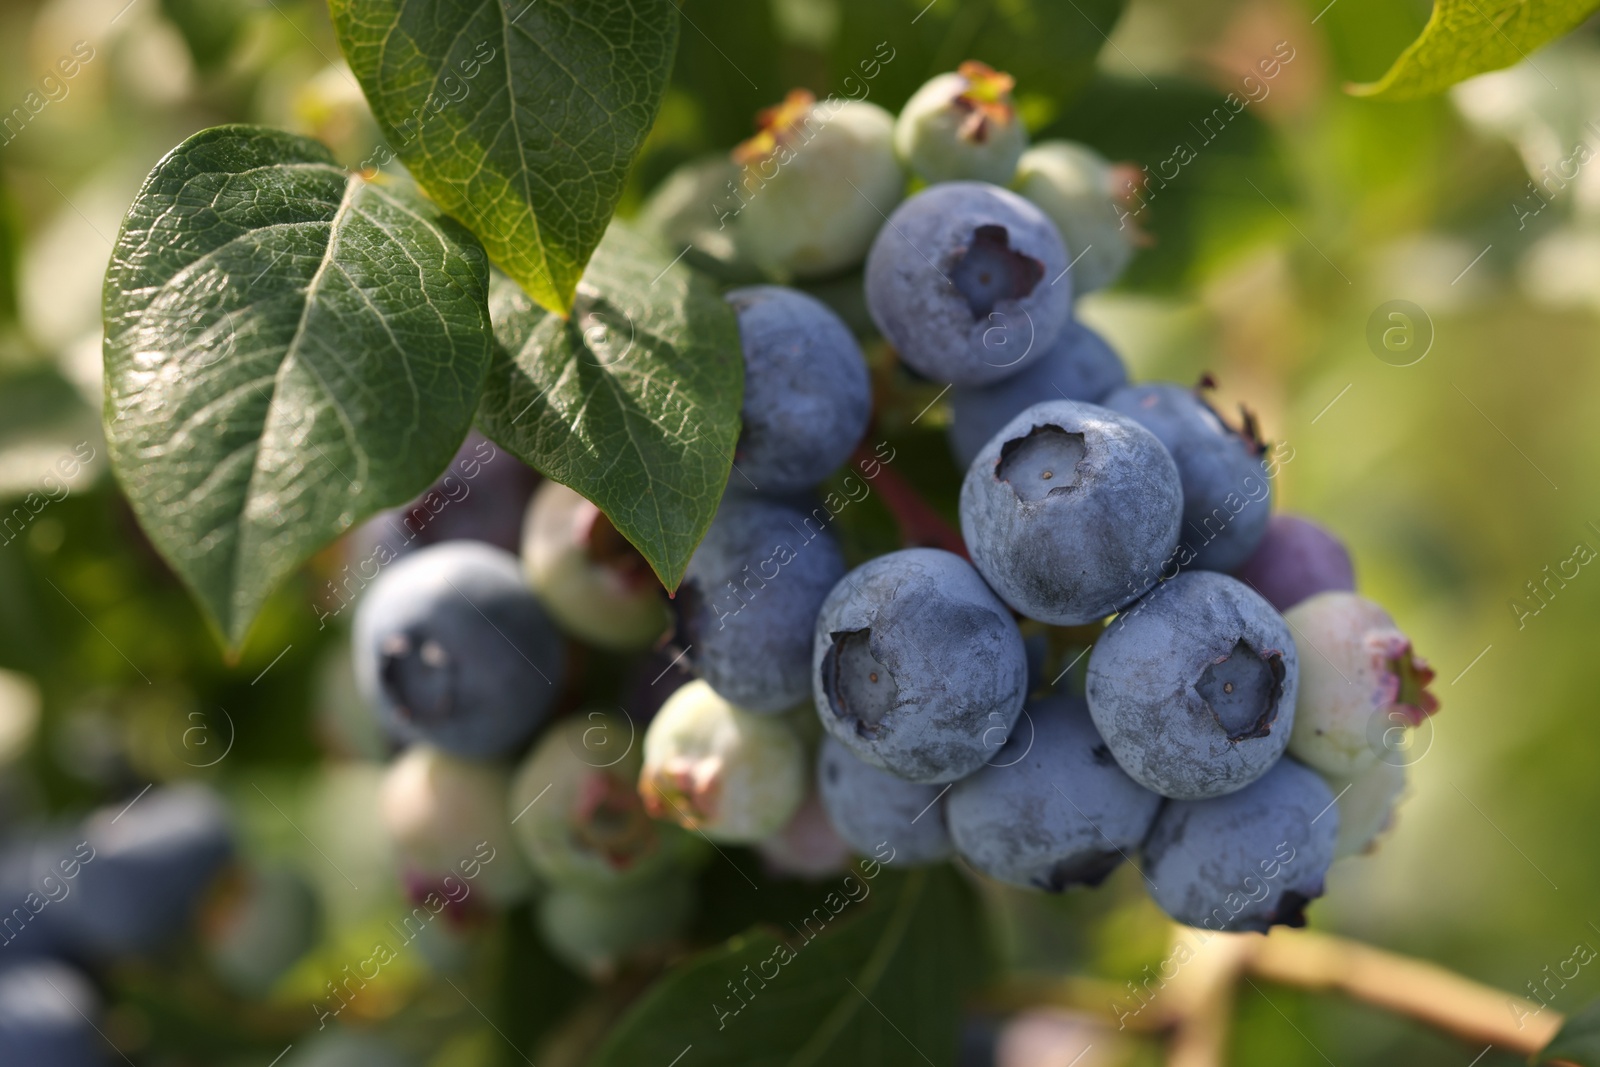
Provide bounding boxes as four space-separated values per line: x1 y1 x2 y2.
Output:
0 0 1596 1064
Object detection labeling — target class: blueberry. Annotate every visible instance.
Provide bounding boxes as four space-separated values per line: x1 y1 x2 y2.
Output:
947 319 1128 469
816 736 952 866
512 712 694 885
725 285 872 493
638 154 749 276
50 783 234 957
865 182 1071 387
537 868 694 979
894 63 1028 186
380 745 534 905
730 93 904 280
946 697 1161 891
1143 757 1338 932
959 399 1182 625
1233 514 1356 613
203 865 321 997
1285 592 1437 777
1014 141 1138 295
521 481 669 652
639 680 806 844
1321 760 1406 860
675 494 846 713
0 959 108 1066
353 541 565 759
1086 571 1298 799
813 548 1027 783
1101 383 1272 573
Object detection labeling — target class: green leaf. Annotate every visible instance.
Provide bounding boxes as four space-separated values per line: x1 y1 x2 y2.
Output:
591 866 987 1067
475 222 741 593
1351 0 1600 99
102 125 494 647
1539 997 1600 1065
330 0 680 316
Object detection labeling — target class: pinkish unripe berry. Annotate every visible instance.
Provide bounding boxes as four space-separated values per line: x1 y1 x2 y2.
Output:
1286 593 1438 777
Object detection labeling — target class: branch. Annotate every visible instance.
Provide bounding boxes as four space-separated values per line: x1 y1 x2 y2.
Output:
974 925 1566 1065
1242 926 1563 1056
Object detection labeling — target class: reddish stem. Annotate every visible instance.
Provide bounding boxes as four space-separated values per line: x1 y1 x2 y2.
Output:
852 442 968 559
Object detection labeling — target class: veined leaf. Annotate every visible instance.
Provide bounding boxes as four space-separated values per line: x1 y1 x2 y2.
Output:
102 125 493 647
1351 0 1600 99
590 867 987 1067
331 0 679 316
475 222 741 593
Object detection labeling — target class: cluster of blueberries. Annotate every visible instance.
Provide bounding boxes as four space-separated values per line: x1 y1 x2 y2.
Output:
347 61 1440 982
0 785 250 1063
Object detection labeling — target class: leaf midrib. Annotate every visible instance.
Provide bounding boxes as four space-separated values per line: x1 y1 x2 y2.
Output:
227 169 365 629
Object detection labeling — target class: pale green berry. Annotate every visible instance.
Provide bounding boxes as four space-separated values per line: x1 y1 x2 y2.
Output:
730 91 903 280
1322 760 1407 860
1285 593 1438 777
537 869 693 979
894 62 1027 186
1014 140 1138 294
636 153 752 276
638 680 806 843
379 745 534 905
521 481 670 652
202 865 321 997
510 712 692 888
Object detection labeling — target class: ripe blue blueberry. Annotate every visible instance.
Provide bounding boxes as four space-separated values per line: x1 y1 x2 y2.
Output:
1143 757 1338 932
812 548 1027 783
1233 513 1356 612
725 285 872 493
816 736 952 865
947 319 1128 469
1101 383 1272 573
864 182 1071 387
55 783 235 957
353 541 565 759
676 494 846 713
946 696 1161 891
959 399 1182 625
0 959 108 1066
1086 571 1298 800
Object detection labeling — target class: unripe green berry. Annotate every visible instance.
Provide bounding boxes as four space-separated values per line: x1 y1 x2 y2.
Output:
1286 593 1438 777
537 869 694 979
1014 140 1138 294
522 481 670 652
510 712 692 888
379 745 534 906
894 61 1027 186
639 680 806 843
730 91 903 280
1322 760 1407 860
201 865 321 997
